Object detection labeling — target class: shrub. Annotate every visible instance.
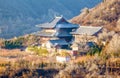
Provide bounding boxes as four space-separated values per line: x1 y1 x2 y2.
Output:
3 40 22 49
88 45 102 56
26 46 49 56
103 34 120 58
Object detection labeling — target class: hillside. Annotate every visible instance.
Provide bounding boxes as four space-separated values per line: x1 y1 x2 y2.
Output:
71 0 120 32
0 0 101 39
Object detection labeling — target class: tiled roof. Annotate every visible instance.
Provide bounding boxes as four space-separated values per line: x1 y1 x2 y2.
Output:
72 26 103 36
33 30 72 37
49 39 68 46
36 16 78 29
32 30 55 37
36 16 64 28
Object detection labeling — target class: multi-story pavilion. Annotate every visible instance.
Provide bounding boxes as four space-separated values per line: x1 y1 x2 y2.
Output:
34 16 78 49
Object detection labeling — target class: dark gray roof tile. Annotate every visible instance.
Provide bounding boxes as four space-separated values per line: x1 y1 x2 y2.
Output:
72 26 103 36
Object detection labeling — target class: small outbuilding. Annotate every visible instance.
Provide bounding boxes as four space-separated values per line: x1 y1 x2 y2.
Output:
46 39 69 49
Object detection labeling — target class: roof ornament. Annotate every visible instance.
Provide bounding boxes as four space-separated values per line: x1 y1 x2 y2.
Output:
60 15 63 17
54 15 63 18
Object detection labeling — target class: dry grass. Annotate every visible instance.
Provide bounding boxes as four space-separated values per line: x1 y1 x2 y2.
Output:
73 55 95 63
102 34 120 58
0 49 50 66
0 48 120 77
0 67 6 73
71 0 120 31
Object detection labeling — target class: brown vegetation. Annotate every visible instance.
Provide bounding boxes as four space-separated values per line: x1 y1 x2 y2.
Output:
71 0 120 32
0 34 41 49
102 34 120 58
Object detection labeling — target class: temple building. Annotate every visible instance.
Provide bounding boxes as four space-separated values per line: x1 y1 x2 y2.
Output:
71 26 103 51
34 16 78 49
72 26 103 42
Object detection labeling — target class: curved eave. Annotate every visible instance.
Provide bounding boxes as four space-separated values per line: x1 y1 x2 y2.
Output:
71 32 100 36
71 26 103 36
35 34 54 37
36 24 55 29
55 34 72 37
32 31 55 37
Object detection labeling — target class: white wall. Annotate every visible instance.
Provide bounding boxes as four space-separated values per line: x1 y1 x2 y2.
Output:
56 56 71 63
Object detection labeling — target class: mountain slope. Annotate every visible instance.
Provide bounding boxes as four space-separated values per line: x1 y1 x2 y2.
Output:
0 0 102 21
0 0 101 39
71 0 120 31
